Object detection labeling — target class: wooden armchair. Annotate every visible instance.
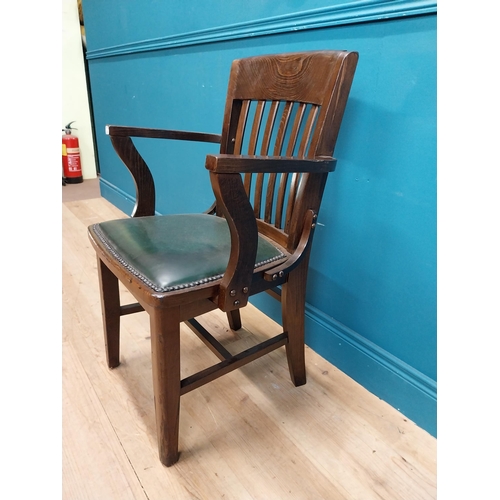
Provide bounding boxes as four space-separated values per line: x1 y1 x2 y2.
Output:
88 51 358 466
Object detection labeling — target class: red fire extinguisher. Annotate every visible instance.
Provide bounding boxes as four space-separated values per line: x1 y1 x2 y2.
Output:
62 121 83 184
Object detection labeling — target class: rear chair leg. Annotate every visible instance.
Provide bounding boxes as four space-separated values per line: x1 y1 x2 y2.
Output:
150 306 181 467
227 310 242 330
97 258 121 369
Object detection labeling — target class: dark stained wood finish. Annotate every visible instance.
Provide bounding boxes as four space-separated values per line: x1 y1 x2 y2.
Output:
185 318 232 361
180 333 288 396
282 257 310 386
108 135 156 217
149 306 181 467
210 171 258 312
106 125 222 143
107 127 222 217
88 51 358 466
119 302 144 316
226 309 242 331
97 257 121 369
205 154 335 173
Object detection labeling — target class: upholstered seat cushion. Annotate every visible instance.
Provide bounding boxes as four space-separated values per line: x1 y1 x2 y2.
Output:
91 214 286 293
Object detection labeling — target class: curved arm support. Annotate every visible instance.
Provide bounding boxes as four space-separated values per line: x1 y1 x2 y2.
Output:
106 125 222 217
263 209 316 281
209 172 258 312
109 135 156 217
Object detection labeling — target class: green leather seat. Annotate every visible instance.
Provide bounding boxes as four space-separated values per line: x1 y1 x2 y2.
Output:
91 214 286 293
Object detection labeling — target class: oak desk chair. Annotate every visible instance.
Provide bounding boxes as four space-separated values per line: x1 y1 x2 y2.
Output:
88 50 358 466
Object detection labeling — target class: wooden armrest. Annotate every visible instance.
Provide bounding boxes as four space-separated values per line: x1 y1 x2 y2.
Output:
205 154 336 173
106 125 221 144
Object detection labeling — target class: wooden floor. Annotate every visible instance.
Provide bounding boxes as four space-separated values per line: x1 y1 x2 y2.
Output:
62 195 437 500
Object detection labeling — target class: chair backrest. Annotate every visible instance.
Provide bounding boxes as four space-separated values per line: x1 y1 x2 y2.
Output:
219 51 358 252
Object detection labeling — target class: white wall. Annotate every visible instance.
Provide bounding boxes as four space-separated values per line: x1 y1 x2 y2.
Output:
62 0 96 179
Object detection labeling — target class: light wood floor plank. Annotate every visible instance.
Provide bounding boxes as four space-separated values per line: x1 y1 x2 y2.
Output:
62 340 147 500
62 197 437 499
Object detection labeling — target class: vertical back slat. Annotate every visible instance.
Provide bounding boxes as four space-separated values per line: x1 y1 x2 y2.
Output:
249 101 265 215
285 102 307 156
235 100 252 194
274 173 289 229
248 101 265 154
297 105 319 158
264 172 276 223
253 176 264 218
234 100 252 196
260 101 279 156
239 100 258 196
284 173 300 233
233 100 250 154
243 171 252 195
273 102 293 156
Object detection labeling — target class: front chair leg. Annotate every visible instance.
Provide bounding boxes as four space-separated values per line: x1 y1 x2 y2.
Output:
282 260 308 387
97 258 121 369
150 306 181 467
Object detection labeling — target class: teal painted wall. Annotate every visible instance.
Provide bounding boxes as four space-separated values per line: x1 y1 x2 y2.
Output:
82 0 437 435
